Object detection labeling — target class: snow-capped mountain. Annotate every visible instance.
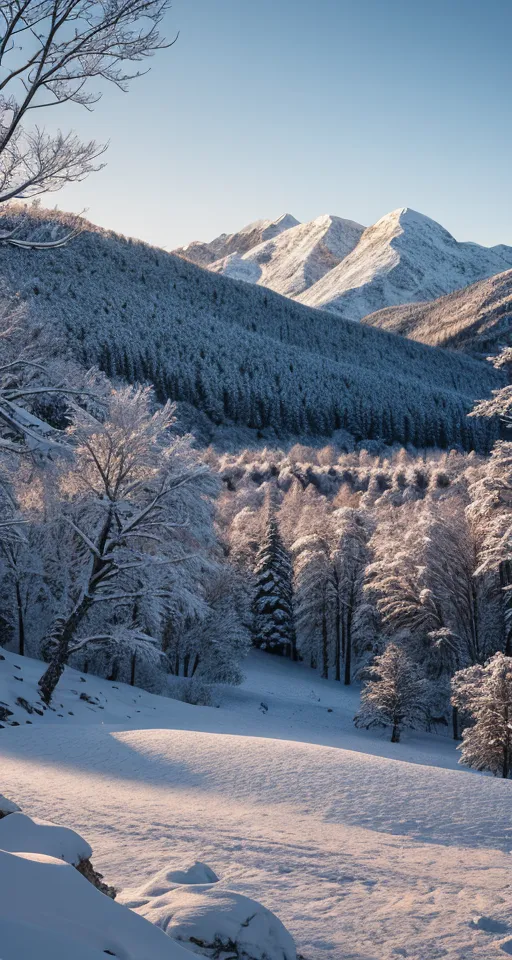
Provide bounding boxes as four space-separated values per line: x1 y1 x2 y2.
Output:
363 266 512 355
207 215 365 298
177 207 512 323
0 206 500 452
174 213 299 267
298 208 512 320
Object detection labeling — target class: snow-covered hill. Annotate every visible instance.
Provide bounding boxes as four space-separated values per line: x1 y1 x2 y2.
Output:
174 214 300 267
298 207 512 319
207 215 365 298
362 266 512 355
2 646 512 959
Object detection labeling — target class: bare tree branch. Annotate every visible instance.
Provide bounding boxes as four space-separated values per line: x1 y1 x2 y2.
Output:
0 0 175 245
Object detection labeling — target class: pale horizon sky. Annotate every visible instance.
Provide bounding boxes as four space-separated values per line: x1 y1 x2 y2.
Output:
44 0 512 251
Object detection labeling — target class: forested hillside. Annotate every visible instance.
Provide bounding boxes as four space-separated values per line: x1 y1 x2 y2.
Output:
363 268 512 356
0 208 502 450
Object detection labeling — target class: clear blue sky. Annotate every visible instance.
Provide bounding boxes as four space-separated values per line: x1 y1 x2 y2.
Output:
50 0 512 250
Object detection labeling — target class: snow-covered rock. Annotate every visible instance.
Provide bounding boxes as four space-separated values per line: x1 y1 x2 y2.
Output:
0 794 20 817
298 207 512 320
139 861 219 897
134 885 297 960
0 848 191 959
0 811 92 865
209 214 365 297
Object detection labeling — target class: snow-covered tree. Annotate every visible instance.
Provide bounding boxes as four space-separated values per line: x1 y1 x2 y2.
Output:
292 505 372 682
162 566 250 684
331 507 373 684
252 495 295 658
38 386 218 703
293 529 336 676
452 653 512 778
354 643 428 742
468 352 512 657
366 497 502 736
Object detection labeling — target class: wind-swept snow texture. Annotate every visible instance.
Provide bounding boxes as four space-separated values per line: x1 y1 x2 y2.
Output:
0 208 502 451
298 207 512 319
2 648 512 959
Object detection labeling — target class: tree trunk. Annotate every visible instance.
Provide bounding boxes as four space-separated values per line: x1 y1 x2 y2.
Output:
39 633 70 705
391 722 400 743
38 595 93 704
15 580 24 657
38 510 113 703
344 595 353 686
500 561 512 655
107 659 119 682
503 708 510 778
452 705 460 741
183 652 190 678
290 626 298 662
130 652 137 686
191 654 200 676
334 574 341 682
321 603 328 679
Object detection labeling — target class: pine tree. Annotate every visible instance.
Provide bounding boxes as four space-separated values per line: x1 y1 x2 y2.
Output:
252 497 295 658
452 653 512 778
354 643 428 742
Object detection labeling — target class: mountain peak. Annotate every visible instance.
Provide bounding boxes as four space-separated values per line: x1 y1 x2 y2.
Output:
299 207 512 319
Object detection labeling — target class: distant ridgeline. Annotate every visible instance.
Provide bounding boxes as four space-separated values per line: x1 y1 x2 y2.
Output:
0 211 502 451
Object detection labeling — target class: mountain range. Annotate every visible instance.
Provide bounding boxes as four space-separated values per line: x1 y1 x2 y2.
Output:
363 268 512 355
175 207 512 331
0 206 501 453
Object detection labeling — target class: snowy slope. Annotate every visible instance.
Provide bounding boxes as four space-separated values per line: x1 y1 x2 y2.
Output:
174 214 300 267
0 847 193 960
363 266 512 354
2 647 512 959
298 207 512 320
208 215 365 297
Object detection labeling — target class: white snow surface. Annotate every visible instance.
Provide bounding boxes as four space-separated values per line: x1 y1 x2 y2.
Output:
1 646 512 959
0 792 20 815
133 885 297 959
177 214 300 265
126 861 220 900
209 215 365 297
298 207 512 319
0 847 191 960
0 811 92 864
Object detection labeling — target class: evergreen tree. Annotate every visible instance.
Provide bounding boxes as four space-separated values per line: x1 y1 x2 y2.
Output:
252 497 295 658
452 653 512 778
354 643 428 743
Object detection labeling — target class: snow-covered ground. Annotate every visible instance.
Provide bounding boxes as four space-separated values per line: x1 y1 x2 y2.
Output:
1 647 512 959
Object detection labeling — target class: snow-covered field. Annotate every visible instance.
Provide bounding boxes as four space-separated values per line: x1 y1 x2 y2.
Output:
2 647 512 959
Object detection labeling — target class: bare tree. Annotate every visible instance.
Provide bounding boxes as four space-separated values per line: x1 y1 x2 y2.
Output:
0 0 175 246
